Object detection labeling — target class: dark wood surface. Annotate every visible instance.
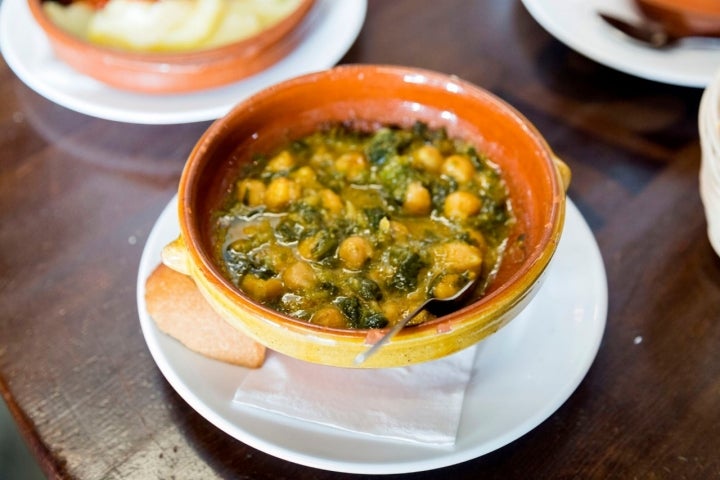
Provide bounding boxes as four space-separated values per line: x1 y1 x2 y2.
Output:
2 1 720 478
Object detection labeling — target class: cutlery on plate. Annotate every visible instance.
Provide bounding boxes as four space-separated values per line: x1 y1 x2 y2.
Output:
598 12 720 49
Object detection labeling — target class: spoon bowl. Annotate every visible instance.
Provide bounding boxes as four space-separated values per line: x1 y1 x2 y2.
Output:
354 277 479 365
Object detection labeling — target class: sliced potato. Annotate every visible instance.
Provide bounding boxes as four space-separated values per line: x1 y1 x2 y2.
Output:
46 0 303 52
43 1 95 38
202 3 262 48
248 0 305 23
87 0 223 52
204 0 303 48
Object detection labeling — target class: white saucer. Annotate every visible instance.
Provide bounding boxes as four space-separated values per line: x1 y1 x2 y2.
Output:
135 195 607 474
521 0 720 88
0 0 366 124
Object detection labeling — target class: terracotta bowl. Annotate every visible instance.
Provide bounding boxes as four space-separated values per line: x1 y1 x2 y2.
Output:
27 0 316 93
635 0 720 37
164 65 570 368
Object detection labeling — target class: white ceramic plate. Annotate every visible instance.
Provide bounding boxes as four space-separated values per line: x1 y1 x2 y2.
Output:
135 195 607 474
0 0 366 124
521 0 720 88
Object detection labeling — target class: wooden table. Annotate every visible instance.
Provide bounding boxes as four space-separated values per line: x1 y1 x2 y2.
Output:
2 1 719 478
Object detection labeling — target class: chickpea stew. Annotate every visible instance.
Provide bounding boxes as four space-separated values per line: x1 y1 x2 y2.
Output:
212 122 515 330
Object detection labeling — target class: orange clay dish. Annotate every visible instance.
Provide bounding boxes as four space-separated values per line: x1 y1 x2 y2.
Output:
28 0 315 93
163 65 570 367
211 122 515 330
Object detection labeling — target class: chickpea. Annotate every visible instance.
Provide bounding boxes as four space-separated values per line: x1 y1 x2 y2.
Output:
381 299 432 327
442 154 475 183
241 220 273 242
240 275 284 301
431 273 465 299
335 152 369 182
312 306 346 328
282 261 317 292
236 179 265 206
301 192 321 208
380 299 403 325
403 181 432 216
378 217 409 242
310 149 333 170
338 236 373 270
431 241 483 274
297 237 316 260
320 188 343 214
443 191 482 220
266 150 295 172
265 177 300 212
412 144 443 173
262 243 294 271
291 165 317 186
409 310 434 326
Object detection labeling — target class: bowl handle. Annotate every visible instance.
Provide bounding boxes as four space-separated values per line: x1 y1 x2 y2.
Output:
162 236 191 276
552 155 571 192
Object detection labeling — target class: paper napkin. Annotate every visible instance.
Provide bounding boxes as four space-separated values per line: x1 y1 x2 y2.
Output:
233 346 478 446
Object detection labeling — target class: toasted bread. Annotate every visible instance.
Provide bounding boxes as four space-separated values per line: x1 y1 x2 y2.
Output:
145 263 266 368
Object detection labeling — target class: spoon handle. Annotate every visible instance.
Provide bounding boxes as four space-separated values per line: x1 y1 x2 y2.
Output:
353 278 477 365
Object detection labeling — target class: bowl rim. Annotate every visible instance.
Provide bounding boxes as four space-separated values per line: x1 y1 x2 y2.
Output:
27 0 316 62
177 64 566 343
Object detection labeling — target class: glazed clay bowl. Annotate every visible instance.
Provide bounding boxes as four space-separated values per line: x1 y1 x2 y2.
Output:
164 65 570 368
27 0 315 93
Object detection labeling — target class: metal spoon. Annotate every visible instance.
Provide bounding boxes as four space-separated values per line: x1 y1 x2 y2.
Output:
598 12 720 49
353 277 477 365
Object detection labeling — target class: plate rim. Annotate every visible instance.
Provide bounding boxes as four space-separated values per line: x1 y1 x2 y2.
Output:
520 0 718 88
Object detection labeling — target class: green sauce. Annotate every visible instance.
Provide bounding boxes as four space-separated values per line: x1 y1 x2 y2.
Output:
212 122 514 329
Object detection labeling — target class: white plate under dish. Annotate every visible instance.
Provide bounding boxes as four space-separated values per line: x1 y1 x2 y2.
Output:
521 0 720 88
135 195 607 474
0 0 366 124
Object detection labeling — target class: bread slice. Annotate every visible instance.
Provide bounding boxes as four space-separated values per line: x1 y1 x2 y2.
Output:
145 263 266 368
